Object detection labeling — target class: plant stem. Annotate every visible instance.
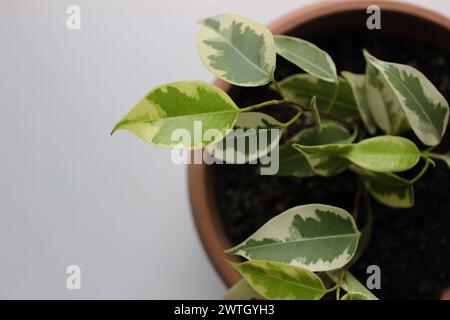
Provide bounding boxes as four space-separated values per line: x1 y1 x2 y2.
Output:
410 158 431 184
325 283 339 293
283 111 303 128
240 99 353 129
426 152 448 162
239 99 287 112
327 80 340 113
271 78 286 99
335 271 346 300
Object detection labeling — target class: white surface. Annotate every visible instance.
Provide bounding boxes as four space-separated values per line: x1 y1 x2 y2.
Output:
0 0 448 299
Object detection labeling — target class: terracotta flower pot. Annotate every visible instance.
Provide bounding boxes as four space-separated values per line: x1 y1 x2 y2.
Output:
188 0 450 294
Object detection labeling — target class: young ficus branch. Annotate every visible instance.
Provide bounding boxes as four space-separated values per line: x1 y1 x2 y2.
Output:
239 99 287 112
240 99 353 129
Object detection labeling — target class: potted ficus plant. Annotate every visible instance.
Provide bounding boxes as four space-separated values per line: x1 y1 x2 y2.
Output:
112 8 450 299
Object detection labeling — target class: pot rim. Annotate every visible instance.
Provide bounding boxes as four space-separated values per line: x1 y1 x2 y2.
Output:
188 0 450 289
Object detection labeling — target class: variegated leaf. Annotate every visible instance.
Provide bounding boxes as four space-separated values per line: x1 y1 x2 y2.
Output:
112 81 239 149
365 63 408 134
341 71 377 134
230 260 326 300
364 50 449 146
328 270 378 300
197 14 276 86
224 279 265 300
277 122 353 177
278 74 359 120
228 204 360 272
351 166 414 208
206 112 284 163
295 136 420 173
274 35 337 82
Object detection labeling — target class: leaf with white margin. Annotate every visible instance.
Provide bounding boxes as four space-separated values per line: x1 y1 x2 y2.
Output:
224 279 265 300
206 112 284 164
197 14 276 86
351 165 414 208
278 74 359 120
277 122 354 177
341 71 377 134
365 63 409 134
364 50 449 146
295 136 420 173
328 270 378 300
228 204 360 272
230 260 326 300
112 81 239 149
274 35 337 83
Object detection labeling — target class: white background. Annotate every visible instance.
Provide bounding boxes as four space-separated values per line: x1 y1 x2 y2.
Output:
0 0 448 299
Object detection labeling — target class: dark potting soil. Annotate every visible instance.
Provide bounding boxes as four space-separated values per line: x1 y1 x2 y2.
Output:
212 32 450 299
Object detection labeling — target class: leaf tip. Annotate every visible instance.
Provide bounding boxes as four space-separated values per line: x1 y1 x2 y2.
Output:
110 123 121 136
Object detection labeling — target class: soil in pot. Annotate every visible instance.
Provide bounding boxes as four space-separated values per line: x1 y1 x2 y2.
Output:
212 31 450 300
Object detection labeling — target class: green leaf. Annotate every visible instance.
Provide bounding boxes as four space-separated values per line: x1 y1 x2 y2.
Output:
206 112 284 163
351 166 414 208
278 74 359 120
112 81 239 149
197 14 276 87
364 50 449 146
228 204 360 272
341 292 371 300
295 136 421 173
328 270 378 300
230 260 326 300
343 136 420 172
341 71 377 134
365 62 408 134
274 35 337 82
277 122 353 177
224 279 265 300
